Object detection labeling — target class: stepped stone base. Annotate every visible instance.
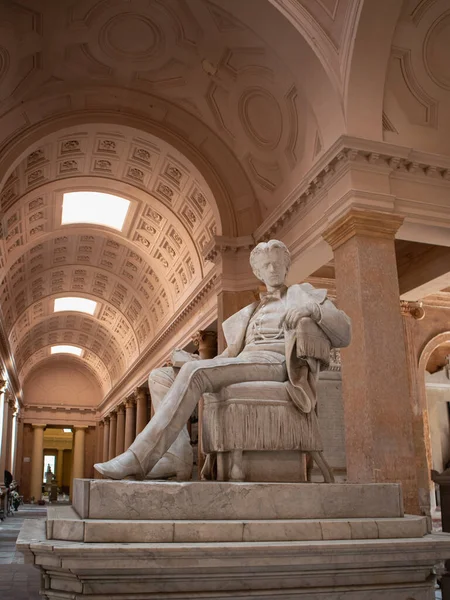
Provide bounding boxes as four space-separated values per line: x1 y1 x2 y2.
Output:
16 479 450 599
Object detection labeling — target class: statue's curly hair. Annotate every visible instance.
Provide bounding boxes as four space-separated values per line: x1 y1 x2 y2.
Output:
250 240 291 279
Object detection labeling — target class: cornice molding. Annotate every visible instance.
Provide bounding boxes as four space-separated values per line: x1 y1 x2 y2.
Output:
254 136 450 242
204 236 255 263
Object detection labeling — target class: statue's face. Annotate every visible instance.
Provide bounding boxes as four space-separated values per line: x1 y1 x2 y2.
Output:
256 248 288 288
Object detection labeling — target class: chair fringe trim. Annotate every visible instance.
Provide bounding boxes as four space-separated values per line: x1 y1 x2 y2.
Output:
202 402 323 453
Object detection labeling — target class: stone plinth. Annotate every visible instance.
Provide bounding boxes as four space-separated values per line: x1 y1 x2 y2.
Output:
72 479 404 520
17 519 450 600
16 479 450 599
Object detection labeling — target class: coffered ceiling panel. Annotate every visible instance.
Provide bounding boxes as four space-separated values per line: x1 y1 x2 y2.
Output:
0 125 217 392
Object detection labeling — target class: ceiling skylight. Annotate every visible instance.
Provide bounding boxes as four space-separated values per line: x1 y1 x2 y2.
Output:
54 297 97 315
62 191 130 230
51 345 83 357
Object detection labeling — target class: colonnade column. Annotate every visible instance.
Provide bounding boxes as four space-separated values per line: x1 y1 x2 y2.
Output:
323 209 419 513
108 411 117 460
4 393 15 473
124 395 136 450
116 405 125 456
401 301 432 514
0 380 7 486
30 424 45 502
14 415 24 486
102 417 110 463
56 448 64 487
72 426 86 481
96 421 104 467
135 388 148 436
193 330 218 475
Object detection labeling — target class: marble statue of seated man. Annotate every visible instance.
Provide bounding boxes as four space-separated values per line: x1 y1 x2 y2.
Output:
94 240 351 480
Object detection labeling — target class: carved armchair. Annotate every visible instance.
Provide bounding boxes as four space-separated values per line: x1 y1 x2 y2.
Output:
201 380 334 483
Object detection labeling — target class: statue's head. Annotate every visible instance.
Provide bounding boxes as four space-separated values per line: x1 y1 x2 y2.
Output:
250 240 291 288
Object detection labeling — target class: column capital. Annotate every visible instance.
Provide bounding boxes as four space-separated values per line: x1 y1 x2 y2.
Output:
323 209 404 251
31 423 46 430
116 404 125 415
103 416 110 424
98 420 104 428
109 410 117 420
135 386 147 401
0 379 7 393
400 300 426 320
73 426 88 431
192 330 218 347
125 395 136 408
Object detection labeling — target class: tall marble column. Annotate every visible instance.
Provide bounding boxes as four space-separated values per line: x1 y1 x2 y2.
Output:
102 417 110 463
401 301 432 514
30 424 45 502
5 393 16 473
0 380 7 486
116 405 125 456
56 449 64 487
323 209 419 513
14 415 24 485
108 410 117 460
72 427 86 481
135 388 148 436
193 330 218 475
96 421 104 465
124 395 136 450
108 412 117 460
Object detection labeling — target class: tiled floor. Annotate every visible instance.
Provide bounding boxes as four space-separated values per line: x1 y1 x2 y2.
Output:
0 504 46 600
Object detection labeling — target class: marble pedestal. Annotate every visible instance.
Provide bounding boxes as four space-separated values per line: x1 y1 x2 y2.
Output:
17 479 450 599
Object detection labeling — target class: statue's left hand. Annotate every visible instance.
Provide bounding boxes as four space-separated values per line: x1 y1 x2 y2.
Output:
279 303 319 329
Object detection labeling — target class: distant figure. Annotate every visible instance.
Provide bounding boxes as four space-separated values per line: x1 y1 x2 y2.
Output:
4 470 13 488
45 464 54 484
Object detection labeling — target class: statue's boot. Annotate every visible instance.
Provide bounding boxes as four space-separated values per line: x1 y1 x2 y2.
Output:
94 428 193 480
94 450 143 480
145 454 192 480
145 427 193 480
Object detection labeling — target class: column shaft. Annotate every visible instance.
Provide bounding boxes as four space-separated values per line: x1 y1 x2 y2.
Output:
135 389 148 436
72 427 86 481
193 331 218 475
0 392 8 485
108 413 117 460
4 396 14 473
124 398 136 450
102 418 110 463
96 422 104 465
56 449 64 487
324 210 419 513
30 424 45 502
14 417 24 486
116 406 125 455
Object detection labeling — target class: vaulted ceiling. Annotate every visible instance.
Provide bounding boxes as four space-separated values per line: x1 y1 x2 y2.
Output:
0 125 218 392
2 0 435 402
